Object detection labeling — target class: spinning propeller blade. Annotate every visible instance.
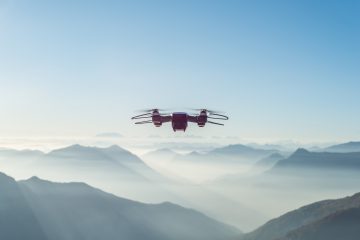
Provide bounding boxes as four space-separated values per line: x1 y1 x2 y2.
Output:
207 121 224 126
208 113 229 120
137 108 169 113
135 120 153 124
131 112 153 120
190 108 223 114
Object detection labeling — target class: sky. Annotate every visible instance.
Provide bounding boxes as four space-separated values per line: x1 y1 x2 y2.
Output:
0 0 359 144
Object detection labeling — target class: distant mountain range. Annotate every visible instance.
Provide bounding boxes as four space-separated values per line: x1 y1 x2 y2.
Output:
2 169 360 240
144 142 360 167
47 144 143 164
168 144 279 165
324 141 360 153
0 148 44 159
269 148 360 173
0 171 240 240
207 144 278 162
0 144 165 182
241 192 360 240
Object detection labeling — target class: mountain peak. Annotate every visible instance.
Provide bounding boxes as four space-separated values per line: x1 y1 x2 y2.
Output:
27 176 42 182
105 145 127 152
28 176 41 181
49 144 129 155
292 148 310 155
56 144 89 151
14 174 240 240
24 176 55 185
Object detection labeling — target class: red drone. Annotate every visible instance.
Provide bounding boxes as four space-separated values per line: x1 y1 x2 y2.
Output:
131 109 229 132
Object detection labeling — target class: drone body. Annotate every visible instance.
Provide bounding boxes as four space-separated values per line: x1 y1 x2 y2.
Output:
131 109 228 132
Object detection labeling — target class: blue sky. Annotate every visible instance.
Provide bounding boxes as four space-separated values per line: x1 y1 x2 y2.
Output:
0 0 359 142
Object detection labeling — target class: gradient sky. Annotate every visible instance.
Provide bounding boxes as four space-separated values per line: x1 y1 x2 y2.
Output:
0 0 359 142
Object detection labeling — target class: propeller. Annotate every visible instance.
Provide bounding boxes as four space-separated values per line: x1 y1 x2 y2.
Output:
207 121 224 126
189 108 229 120
131 112 153 120
134 120 153 124
136 108 169 113
132 108 172 120
190 108 224 114
207 113 229 120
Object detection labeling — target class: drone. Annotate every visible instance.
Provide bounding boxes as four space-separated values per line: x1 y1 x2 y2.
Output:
131 109 229 132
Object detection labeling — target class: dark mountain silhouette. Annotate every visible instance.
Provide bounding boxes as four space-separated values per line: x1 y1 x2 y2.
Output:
0 173 239 240
279 206 360 240
0 172 47 240
241 192 360 240
324 141 360 153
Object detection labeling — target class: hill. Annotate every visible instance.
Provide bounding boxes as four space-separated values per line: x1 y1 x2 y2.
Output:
280 206 360 240
324 141 360 153
269 148 360 172
242 192 360 240
0 172 47 240
0 171 240 240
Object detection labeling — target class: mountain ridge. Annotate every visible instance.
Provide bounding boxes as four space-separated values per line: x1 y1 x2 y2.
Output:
9 173 240 240
241 192 360 240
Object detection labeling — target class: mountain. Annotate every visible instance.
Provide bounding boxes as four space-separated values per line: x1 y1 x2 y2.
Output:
0 145 173 203
174 144 278 165
0 172 47 240
269 148 360 172
44 144 163 180
142 148 180 161
47 144 141 163
210 144 276 159
241 192 360 240
324 141 360 153
246 143 291 152
5 173 240 240
250 153 284 174
279 207 360 240
0 148 44 159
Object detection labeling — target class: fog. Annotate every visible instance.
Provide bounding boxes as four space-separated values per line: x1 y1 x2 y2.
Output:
1 139 360 233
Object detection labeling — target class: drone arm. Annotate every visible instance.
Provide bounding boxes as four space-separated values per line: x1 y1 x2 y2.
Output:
187 115 198 123
161 115 172 123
